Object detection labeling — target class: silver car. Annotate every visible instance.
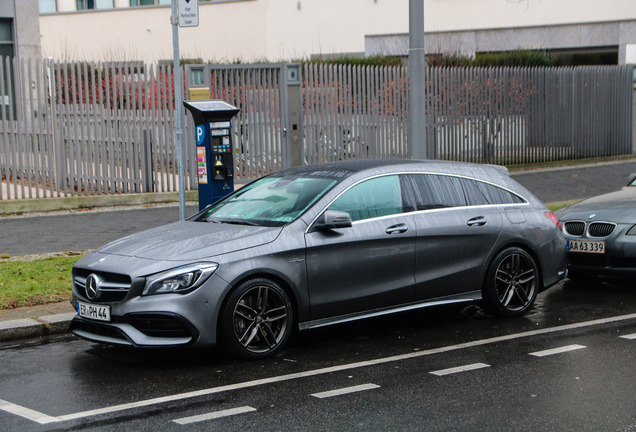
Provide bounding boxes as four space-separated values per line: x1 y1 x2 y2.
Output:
70 160 567 359
556 174 636 280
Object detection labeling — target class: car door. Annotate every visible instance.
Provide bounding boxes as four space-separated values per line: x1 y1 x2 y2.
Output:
407 174 504 300
305 175 416 320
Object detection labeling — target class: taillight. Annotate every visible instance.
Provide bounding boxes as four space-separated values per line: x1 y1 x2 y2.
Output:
544 211 562 230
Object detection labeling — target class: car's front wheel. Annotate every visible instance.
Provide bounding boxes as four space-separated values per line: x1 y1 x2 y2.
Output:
220 278 293 359
482 247 539 317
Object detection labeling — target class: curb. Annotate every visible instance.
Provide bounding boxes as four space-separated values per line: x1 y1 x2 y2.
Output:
0 313 76 342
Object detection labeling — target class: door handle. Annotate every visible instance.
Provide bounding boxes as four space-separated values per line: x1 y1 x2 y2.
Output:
386 223 408 234
467 216 487 227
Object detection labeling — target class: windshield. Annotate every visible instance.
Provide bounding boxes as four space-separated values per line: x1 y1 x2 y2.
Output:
196 175 339 227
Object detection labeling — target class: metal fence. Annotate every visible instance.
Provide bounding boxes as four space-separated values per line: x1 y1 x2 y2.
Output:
425 66 633 164
303 63 409 163
0 59 194 200
0 58 633 201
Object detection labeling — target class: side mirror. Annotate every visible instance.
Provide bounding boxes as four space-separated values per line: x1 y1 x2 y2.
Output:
315 210 352 231
628 173 636 186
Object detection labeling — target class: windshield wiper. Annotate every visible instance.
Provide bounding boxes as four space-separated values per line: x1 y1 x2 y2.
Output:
209 218 260 226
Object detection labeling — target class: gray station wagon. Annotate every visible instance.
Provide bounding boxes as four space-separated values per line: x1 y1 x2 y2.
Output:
70 160 567 358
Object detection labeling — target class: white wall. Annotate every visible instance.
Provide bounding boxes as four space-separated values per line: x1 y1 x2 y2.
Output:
423 0 636 32
38 0 636 63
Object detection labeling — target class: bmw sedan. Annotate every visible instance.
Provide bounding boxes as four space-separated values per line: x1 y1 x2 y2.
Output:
70 160 567 359
556 174 636 280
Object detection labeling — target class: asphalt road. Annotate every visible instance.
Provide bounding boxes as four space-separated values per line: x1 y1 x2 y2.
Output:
0 277 634 431
1 160 636 257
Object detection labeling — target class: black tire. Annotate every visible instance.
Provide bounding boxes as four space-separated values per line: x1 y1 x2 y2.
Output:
482 247 539 317
220 278 293 359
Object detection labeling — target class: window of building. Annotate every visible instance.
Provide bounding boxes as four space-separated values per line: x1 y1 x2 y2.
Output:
130 0 171 6
0 19 14 60
77 0 114 10
39 0 57 14
0 19 15 119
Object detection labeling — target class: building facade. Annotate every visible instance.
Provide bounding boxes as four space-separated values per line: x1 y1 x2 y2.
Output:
37 0 636 65
2 0 41 60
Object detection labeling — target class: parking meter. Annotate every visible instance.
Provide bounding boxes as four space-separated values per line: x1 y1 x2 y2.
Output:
184 100 240 210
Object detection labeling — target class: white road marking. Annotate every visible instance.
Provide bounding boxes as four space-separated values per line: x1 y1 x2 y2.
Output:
0 399 61 425
430 362 490 376
620 333 636 340
311 383 380 399
172 406 256 425
1 312 635 424
529 344 587 357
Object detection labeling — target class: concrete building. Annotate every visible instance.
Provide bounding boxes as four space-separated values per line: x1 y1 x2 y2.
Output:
1 0 41 60
36 0 636 65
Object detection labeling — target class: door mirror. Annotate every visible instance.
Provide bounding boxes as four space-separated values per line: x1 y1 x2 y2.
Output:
315 210 352 231
628 173 636 186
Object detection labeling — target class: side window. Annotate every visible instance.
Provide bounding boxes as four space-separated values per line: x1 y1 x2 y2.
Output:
409 174 468 210
330 175 403 222
461 178 490 206
470 180 525 205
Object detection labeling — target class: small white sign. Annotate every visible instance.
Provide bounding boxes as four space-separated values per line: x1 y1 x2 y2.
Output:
626 44 636 64
179 0 199 28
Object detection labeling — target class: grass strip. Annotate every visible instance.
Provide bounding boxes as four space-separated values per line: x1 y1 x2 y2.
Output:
0 255 82 309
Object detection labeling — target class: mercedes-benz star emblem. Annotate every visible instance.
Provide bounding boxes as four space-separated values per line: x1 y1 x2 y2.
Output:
86 274 102 300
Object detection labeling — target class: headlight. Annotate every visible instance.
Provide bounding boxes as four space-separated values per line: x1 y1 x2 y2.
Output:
143 263 218 296
627 225 636 235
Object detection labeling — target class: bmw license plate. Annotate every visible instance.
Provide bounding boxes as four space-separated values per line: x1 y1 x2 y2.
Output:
78 301 111 322
566 239 605 254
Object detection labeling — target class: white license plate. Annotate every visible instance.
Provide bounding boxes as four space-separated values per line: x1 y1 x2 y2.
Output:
78 301 111 322
567 239 605 254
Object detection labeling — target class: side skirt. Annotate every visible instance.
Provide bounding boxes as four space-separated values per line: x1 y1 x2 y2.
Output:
298 291 482 331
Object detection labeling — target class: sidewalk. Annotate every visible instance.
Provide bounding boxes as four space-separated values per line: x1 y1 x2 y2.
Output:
2 156 636 344
0 301 76 342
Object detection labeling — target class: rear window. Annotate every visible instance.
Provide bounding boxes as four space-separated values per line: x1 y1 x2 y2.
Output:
407 174 525 210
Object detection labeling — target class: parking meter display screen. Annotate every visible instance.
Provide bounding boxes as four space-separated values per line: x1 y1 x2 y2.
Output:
212 136 231 153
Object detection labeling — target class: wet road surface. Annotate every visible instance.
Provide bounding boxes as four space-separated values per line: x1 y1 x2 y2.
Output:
0 277 634 431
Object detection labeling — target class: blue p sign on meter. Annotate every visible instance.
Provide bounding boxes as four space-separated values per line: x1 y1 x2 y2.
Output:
196 124 205 145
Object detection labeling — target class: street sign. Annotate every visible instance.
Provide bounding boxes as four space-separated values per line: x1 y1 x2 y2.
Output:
179 0 199 28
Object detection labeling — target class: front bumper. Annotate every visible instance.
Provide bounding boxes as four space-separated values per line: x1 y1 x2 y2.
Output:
70 272 231 348
70 312 198 347
565 227 636 276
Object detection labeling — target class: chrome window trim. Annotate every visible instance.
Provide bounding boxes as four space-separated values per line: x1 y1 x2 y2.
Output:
305 170 529 234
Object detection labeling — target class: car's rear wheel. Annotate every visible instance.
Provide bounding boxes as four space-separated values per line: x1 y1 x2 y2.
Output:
482 247 539 317
220 278 293 359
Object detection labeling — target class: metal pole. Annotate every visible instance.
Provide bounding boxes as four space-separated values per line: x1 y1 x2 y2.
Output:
408 0 427 159
172 0 186 220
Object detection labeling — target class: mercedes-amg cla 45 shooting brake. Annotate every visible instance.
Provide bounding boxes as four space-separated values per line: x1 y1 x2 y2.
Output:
71 160 567 358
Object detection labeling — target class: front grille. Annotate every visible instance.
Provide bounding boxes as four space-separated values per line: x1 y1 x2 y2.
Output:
127 314 196 339
564 221 585 236
588 222 616 238
73 270 132 303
